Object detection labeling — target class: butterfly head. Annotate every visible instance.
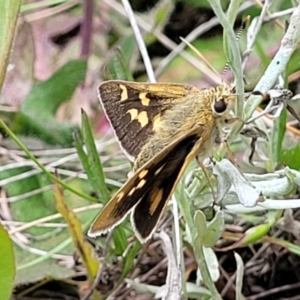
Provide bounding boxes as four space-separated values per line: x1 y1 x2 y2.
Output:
211 85 237 117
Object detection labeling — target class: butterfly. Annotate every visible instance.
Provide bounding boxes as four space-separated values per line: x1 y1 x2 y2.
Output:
88 80 236 242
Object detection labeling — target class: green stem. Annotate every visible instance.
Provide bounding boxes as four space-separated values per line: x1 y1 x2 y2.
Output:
193 244 222 300
176 185 221 299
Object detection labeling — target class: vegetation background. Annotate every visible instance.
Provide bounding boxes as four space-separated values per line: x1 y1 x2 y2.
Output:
1 0 300 299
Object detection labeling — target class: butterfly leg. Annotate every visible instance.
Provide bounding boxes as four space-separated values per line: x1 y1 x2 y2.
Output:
215 116 240 166
195 156 216 203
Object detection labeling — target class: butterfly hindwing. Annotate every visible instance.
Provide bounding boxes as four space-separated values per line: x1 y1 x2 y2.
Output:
132 132 204 241
88 126 204 241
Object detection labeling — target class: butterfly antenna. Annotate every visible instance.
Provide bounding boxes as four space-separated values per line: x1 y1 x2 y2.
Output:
237 15 250 42
222 15 250 83
221 62 230 83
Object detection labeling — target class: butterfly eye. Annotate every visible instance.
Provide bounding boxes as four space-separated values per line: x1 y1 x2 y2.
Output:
214 99 227 113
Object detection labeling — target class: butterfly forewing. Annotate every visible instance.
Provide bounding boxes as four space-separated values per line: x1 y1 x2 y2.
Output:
98 80 200 159
88 127 204 241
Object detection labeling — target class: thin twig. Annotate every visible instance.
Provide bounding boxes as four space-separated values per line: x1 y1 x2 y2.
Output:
121 0 156 83
8 203 102 235
154 16 220 79
80 0 93 59
264 7 295 21
247 282 300 300
22 1 80 22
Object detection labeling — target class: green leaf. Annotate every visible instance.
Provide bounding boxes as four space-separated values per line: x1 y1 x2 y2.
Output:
214 159 260 207
250 173 294 198
223 0 241 65
122 241 141 277
271 238 300 256
0 224 15 300
0 0 21 91
241 222 272 245
270 109 287 171
155 6 170 26
175 177 195 242
197 247 220 283
185 282 211 299
226 0 241 26
202 210 225 247
193 210 207 243
234 252 244 300
13 60 87 146
104 35 135 81
113 226 130 255
79 110 109 202
281 144 300 170
238 211 277 245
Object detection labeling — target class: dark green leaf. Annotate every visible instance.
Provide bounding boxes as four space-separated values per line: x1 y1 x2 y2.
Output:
281 143 300 170
113 226 130 255
13 60 87 146
80 109 109 202
271 109 287 169
0 0 21 90
122 241 141 277
103 35 135 81
0 224 15 300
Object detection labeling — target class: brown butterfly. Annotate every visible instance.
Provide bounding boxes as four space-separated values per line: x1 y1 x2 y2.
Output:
88 80 236 242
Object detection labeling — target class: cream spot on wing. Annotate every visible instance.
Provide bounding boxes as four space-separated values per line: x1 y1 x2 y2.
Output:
152 113 161 132
136 179 146 189
120 84 128 101
137 111 149 127
139 92 150 106
115 191 125 203
128 108 138 120
150 188 163 215
128 187 136 196
139 169 148 179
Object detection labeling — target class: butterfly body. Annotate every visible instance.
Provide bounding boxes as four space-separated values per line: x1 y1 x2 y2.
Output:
134 95 215 169
89 80 236 242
